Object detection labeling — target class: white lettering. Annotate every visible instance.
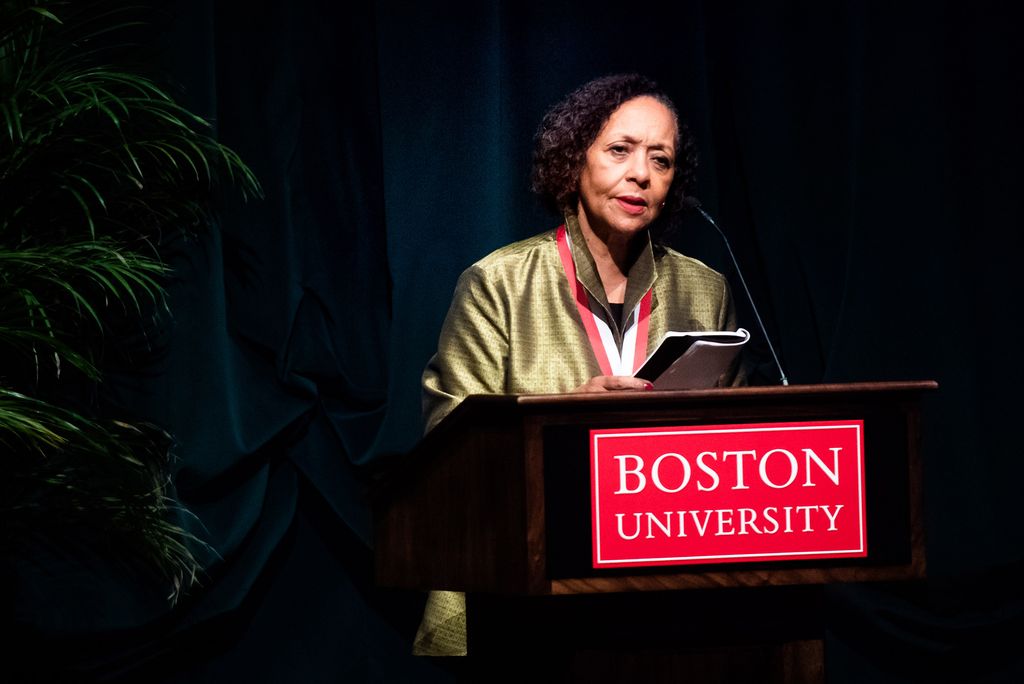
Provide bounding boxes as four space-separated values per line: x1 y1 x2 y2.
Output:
802 447 841 486
652 452 691 493
723 450 757 489
696 451 720 491
715 509 735 536
796 505 816 532
646 511 673 538
616 512 642 539
611 504 847 542
820 504 843 530
759 448 799 489
690 510 713 536
614 455 646 494
738 508 761 535
676 510 687 537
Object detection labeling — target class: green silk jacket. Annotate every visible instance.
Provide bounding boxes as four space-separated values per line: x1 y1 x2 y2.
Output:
422 214 738 432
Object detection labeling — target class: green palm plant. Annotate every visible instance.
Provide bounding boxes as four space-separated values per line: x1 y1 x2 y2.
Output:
0 1 260 600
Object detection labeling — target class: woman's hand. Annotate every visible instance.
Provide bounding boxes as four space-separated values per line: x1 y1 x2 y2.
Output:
572 376 654 393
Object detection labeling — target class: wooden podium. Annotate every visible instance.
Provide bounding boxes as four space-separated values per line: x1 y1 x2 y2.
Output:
374 381 935 682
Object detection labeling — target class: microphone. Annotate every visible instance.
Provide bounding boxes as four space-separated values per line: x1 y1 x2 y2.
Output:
683 196 789 386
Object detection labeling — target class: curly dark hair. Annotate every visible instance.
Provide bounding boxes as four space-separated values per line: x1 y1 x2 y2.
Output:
531 74 698 241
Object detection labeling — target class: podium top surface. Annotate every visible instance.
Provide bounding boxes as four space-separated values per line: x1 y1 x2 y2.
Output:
431 380 938 430
508 379 934 405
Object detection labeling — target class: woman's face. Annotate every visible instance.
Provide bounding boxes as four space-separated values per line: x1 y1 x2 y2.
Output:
577 96 677 241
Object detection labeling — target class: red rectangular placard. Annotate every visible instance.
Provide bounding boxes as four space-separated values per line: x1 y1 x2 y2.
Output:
590 420 867 568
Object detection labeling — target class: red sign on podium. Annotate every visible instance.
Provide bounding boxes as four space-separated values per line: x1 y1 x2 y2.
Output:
590 420 867 568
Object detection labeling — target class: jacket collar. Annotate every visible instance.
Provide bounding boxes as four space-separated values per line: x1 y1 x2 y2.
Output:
564 212 658 336
565 210 659 342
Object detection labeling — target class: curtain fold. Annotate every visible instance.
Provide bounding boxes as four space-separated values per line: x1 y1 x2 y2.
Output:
9 0 1023 681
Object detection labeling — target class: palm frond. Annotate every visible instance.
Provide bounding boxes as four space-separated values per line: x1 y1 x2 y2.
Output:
3 43 262 246
0 388 207 598
0 1 260 601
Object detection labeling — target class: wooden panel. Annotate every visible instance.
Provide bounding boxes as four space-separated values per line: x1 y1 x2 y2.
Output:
550 564 924 594
521 416 550 595
374 411 531 593
374 381 935 596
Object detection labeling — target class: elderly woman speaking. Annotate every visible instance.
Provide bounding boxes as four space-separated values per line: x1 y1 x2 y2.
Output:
415 73 740 655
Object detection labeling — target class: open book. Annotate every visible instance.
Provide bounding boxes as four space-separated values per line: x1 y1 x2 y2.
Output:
634 328 750 390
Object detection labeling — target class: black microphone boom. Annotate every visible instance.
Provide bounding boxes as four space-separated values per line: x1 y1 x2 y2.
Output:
683 197 789 386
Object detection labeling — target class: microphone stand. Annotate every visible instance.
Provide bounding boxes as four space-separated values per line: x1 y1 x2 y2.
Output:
685 197 789 386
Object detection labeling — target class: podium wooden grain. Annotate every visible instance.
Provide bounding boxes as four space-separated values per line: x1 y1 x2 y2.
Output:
374 381 935 682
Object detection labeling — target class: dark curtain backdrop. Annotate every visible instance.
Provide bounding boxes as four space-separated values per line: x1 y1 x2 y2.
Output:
9 0 1024 681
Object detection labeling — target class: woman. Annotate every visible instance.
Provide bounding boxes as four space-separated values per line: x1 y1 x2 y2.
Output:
415 74 739 655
